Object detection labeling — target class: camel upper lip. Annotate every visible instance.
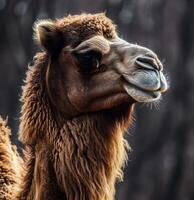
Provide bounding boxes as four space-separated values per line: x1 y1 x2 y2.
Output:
122 71 161 92
123 79 159 94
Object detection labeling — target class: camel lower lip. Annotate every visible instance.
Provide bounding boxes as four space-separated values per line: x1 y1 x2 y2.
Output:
123 82 161 102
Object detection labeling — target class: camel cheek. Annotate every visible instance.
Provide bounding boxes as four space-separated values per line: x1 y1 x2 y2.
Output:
67 87 90 112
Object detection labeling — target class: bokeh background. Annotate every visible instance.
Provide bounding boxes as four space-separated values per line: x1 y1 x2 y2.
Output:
0 0 194 199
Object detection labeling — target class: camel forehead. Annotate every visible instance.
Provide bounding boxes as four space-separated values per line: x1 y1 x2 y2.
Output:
57 13 117 44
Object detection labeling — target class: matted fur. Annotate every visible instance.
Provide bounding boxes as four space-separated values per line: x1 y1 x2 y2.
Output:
0 118 22 199
0 14 133 200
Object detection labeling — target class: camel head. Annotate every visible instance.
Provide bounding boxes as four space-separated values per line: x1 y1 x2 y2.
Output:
34 13 168 117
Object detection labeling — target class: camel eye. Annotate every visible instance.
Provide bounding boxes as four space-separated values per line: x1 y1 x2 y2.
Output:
74 49 102 73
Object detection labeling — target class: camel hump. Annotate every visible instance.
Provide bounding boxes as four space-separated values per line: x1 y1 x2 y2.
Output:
0 117 22 200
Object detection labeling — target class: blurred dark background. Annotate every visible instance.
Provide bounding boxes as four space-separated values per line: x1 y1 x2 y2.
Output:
0 0 194 200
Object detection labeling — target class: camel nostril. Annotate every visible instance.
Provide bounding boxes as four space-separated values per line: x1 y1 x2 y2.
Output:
135 56 160 71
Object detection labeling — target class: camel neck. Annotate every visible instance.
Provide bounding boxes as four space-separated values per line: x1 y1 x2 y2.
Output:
18 114 129 200
49 114 129 200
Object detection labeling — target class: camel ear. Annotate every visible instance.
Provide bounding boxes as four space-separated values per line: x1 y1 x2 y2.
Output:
34 20 63 54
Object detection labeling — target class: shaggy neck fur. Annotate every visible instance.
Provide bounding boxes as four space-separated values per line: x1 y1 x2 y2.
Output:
17 53 133 200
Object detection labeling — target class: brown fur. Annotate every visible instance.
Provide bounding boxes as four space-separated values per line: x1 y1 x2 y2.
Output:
0 14 134 200
0 118 22 199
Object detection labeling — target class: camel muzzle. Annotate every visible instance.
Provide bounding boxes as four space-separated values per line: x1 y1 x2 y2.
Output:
110 37 168 102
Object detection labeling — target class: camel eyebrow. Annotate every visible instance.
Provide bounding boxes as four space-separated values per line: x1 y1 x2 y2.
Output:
74 36 110 55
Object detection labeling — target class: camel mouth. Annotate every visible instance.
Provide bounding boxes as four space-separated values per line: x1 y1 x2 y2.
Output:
122 69 167 102
123 81 161 102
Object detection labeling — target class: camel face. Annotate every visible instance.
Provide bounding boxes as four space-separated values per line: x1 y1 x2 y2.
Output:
56 36 168 114
35 14 168 115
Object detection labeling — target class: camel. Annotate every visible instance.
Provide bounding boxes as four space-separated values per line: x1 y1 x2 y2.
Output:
0 13 167 200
